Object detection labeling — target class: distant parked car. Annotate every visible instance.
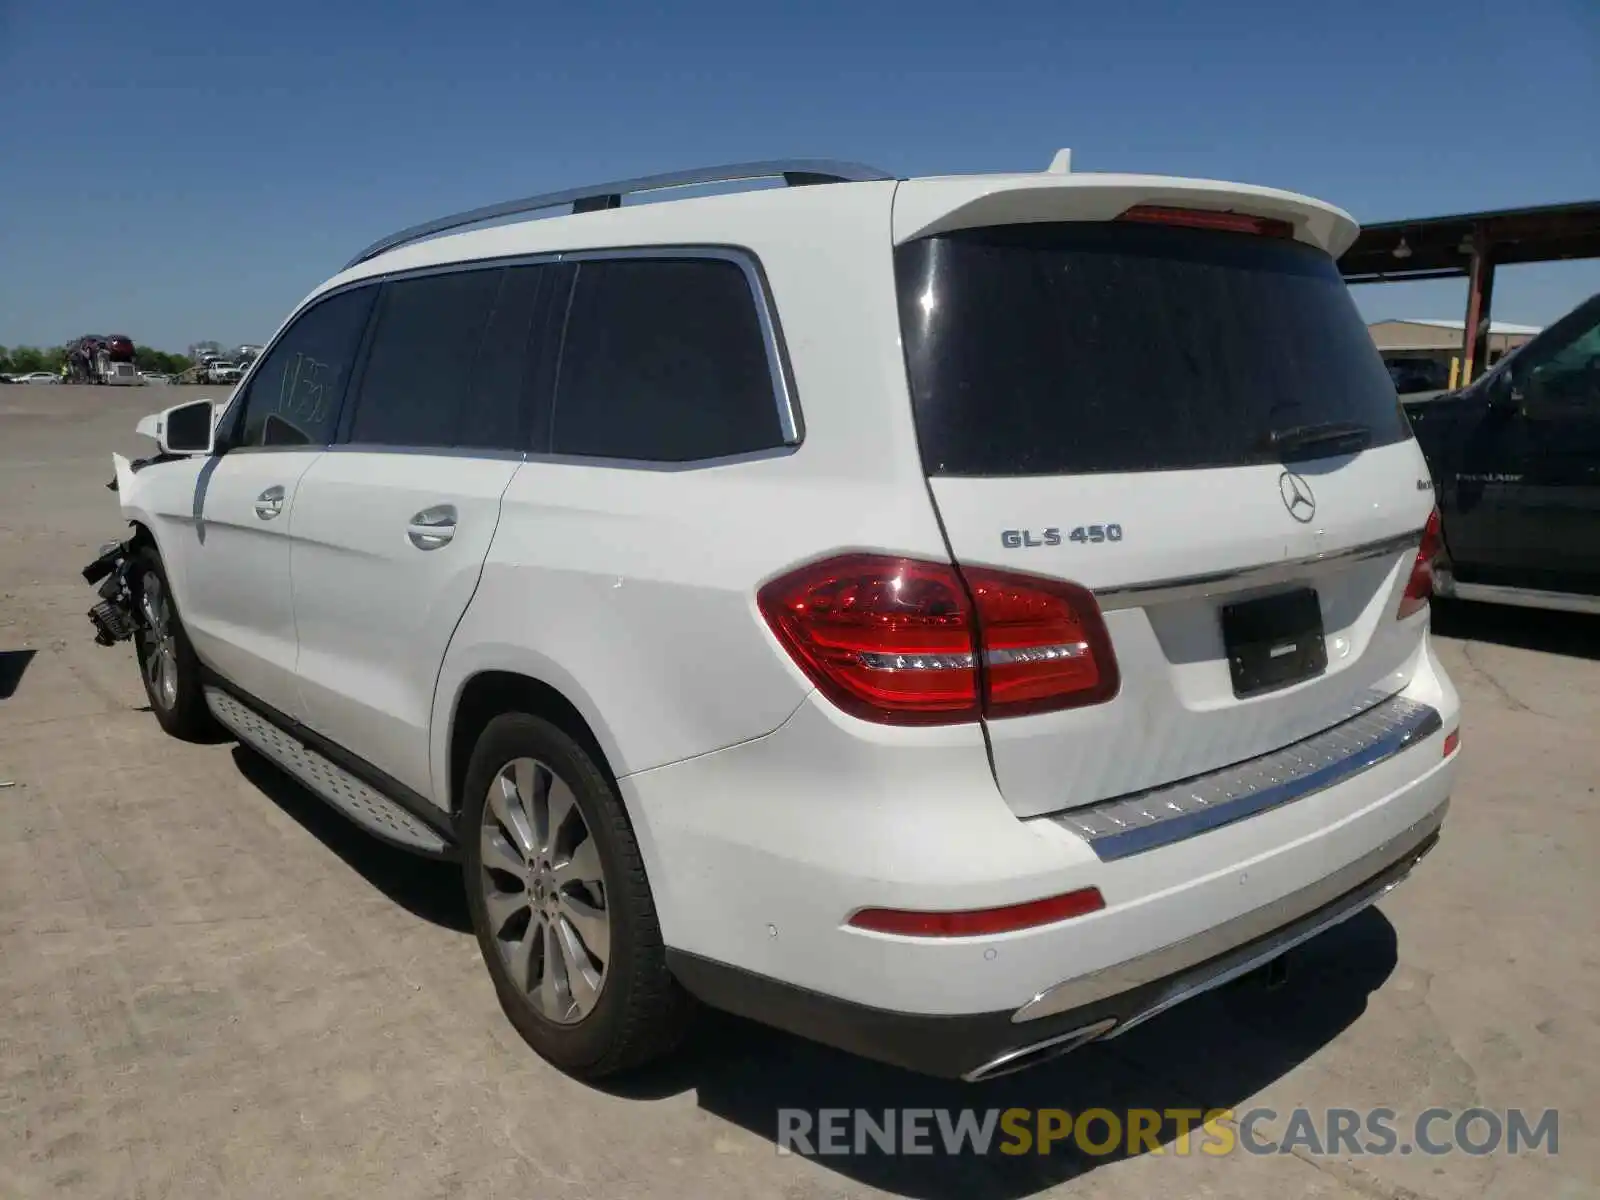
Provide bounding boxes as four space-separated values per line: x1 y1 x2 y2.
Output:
203 361 243 386
15 372 60 385
1386 356 1450 396
141 372 172 385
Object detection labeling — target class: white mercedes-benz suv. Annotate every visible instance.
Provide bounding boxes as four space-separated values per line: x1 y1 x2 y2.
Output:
83 155 1459 1083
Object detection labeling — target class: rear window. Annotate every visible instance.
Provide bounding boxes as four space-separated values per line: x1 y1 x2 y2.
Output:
896 221 1409 476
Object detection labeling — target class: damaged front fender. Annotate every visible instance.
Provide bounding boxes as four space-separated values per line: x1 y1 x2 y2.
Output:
83 455 148 646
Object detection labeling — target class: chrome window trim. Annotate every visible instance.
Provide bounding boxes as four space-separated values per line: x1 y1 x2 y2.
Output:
558 245 803 450
364 251 564 282
239 247 799 464
1040 691 1443 862
327 444 528 462
519 444 799 473
1093 529 1423 611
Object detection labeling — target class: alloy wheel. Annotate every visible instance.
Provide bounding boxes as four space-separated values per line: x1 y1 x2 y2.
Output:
479 757 611 1024
139 572 179 711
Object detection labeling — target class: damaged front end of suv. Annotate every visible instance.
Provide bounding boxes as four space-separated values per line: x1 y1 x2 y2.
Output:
83 536 141 647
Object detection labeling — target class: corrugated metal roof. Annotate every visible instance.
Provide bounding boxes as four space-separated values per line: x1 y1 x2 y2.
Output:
1392 319 1543 335
1341 199 1600 280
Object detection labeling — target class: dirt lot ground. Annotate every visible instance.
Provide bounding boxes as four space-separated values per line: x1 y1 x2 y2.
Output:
2 385 1597 1200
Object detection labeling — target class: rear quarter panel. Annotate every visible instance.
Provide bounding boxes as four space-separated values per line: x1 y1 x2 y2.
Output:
427 181 954 809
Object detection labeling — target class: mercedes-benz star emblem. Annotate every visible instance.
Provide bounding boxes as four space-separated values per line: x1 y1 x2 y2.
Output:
1279 471 1317 523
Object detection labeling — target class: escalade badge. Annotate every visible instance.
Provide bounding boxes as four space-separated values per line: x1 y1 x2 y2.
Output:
1279 471 1316 523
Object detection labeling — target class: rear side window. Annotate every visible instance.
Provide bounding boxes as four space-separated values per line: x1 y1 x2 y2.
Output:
461 264 559 450
551 257 784 462
896 222 1410 476
239 285 376 447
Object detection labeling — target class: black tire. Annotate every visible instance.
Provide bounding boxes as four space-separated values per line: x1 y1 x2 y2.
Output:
462 712 690 1078
131 545 215 741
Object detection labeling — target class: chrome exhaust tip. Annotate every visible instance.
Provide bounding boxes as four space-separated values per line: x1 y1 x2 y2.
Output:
961 1017 1117 1083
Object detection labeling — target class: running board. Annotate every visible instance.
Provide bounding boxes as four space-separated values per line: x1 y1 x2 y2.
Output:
204 687 452 856
1435 570 1600 616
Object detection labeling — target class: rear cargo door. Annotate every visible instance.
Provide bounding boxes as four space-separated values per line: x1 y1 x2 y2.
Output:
894 209 1436 818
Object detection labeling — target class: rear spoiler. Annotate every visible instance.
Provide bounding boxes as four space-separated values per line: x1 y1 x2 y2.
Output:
891 172 1359 257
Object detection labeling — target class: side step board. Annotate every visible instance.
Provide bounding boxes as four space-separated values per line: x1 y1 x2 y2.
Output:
205 687 452 856
1434 570 1600 616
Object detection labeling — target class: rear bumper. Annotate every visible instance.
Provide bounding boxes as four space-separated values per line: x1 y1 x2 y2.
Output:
670 801 1445 1081
628 636 1459 1067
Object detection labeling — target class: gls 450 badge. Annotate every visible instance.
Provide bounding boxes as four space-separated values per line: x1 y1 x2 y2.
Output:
1002 524 1124 549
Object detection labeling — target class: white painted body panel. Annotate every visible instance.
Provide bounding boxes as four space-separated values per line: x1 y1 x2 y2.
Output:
115 445 321 717
890 172 1359 255
428 179 947 807
622 638 1457 1015
290 451 521 798
928 439 1439 816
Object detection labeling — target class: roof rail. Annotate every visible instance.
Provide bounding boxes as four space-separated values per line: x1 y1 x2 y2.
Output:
345 158 896 270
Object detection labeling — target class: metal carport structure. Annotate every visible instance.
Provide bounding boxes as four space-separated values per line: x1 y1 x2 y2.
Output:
1339 199 1600 384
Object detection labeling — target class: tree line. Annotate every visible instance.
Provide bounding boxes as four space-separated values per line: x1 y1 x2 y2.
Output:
1 345 195 376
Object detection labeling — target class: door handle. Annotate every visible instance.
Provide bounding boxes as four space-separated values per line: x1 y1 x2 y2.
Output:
407 504 457 550
254 486 285 520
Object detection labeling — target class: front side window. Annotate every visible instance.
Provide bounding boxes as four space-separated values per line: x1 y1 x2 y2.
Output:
1523 302 1600 408
237 286 376 448
550 257 784 462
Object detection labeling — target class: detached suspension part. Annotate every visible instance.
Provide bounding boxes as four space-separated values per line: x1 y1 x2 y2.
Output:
83 541 139 646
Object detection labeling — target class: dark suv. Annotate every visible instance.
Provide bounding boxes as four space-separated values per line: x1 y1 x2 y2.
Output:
1405 292 1600 614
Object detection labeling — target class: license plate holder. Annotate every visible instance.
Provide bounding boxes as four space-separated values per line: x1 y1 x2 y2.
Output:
1222 588 1328 698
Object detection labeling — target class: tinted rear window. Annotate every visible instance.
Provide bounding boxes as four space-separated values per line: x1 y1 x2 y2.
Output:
551 258 783 462
896 222 1409 476
349 269 503 448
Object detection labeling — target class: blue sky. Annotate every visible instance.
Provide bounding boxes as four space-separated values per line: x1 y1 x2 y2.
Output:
1 0 1596 351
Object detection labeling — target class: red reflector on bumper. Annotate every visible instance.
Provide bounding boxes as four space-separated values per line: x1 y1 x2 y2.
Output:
848 887 1106 937
1443 728 1460 757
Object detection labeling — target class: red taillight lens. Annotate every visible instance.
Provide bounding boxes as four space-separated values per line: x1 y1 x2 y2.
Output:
757 555 979 724
1118 204 1295 239
848 887 1106 937
1443 728 1460 758
757 554 1119 725
1398 509 1443 620
964 567 1120 717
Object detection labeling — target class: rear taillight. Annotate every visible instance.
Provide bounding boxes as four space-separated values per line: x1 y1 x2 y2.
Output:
1398 509 1443 620
757 554 1119 726
1118 204 1295 239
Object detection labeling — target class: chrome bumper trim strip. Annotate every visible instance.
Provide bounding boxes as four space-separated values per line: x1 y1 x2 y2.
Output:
1094 529 1421 612
1045 692 1442 862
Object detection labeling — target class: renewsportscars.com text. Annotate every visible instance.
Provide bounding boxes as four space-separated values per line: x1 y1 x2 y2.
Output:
776 1106 1559 1159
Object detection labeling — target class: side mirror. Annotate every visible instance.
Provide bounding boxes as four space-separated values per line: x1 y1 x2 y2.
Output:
135 399 217 456
1482 369 1521 413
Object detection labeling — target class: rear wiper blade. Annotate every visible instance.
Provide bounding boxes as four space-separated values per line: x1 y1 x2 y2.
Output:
1260 421 1372 460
